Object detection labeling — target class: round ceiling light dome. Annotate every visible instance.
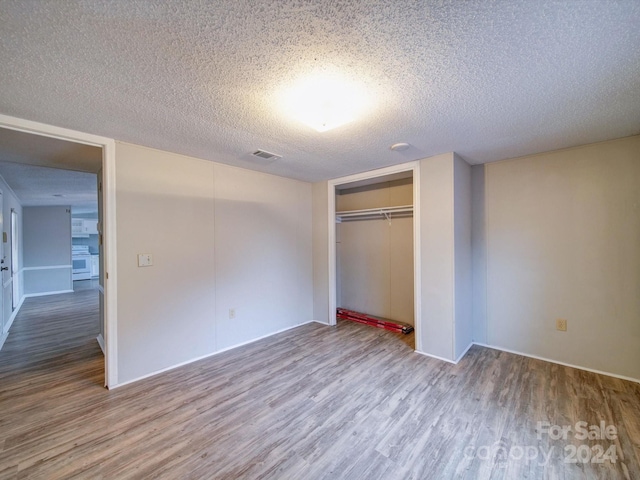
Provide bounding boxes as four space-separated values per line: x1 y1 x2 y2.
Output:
390 143 410 152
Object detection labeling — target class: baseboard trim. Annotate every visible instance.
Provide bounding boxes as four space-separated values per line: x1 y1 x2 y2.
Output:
413 349 457 364
473 342 640 385
455 341 474 363
3 295 25 335
23 289 74 298
311 319 331 326
96 334 105 355
0 295 25 351
111 320 318 389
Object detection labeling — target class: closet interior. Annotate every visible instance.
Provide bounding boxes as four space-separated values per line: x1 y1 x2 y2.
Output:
335 171 414 346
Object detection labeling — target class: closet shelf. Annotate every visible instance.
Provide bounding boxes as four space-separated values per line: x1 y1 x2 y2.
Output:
335 205 413 223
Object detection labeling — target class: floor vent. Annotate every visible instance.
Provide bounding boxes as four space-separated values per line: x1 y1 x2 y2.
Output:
252 149 282 161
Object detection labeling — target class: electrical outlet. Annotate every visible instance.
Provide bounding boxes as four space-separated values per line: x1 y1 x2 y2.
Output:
229 308 236 319
556 319 567 332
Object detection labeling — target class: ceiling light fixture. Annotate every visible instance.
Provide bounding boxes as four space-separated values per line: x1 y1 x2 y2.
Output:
390 143 410 152
281 71 371 133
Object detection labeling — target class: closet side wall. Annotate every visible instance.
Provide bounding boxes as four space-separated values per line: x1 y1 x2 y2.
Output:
454 154 473 359
337 181 414 325
419 153 455 360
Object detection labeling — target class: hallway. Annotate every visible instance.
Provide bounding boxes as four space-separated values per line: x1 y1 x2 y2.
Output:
0 281 101 378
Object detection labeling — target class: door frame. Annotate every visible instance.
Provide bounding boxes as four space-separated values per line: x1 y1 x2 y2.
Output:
327 160 422 352
10 208 19 309
0 113 118 388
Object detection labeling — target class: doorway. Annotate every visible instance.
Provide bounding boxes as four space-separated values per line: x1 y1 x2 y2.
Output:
328 161 422 351
0 113 117 388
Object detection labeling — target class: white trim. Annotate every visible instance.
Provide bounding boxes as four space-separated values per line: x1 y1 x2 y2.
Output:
3 295 25 335
414 349 457 364
455 341 474 363
112 320 318 389
24 289 74 298
327 161 422 350
96 333 105 354
22 265 72 271
413 162 422 352
311 320 331 326
103 139 118 389
327 182 336 325
0 331 7 352
0 114 118 389
473 343 640 385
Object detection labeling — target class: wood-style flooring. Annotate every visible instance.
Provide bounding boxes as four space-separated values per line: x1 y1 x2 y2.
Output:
0 288 638 479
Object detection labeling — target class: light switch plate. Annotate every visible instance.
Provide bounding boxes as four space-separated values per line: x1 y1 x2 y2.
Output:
138 253 153 267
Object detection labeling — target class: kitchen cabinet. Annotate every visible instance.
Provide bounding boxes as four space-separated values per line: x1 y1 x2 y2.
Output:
72 219 98 237
71 218 85 236
82 219 98 235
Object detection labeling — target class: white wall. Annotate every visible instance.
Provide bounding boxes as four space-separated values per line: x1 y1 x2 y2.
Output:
115 142 313 384
484 135 640 380
22 206 72 295
0 177 22 344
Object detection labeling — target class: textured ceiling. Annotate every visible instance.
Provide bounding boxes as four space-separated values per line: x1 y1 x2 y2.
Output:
0 127 102 173
0 127 100 212
0 1 639 182
0 161 97 212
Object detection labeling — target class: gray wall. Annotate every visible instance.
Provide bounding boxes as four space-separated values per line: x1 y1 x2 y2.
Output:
23 206 72 295
312 181 329 324
115 142 313 385
483 135 640 380
471 164 487 344
336 181 414 325
453 154 472 359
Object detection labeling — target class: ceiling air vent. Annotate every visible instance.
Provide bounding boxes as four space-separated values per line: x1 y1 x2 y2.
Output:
252 150 282 161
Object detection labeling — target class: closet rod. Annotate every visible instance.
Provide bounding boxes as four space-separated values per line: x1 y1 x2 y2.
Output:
335 204 413 222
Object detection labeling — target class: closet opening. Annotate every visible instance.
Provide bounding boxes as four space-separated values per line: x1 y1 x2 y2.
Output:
328 162 421 351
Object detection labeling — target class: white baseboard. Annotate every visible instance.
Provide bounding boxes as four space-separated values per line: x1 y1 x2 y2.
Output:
311 319 331 326
455 341 474 363
96 334 105 354
3 295 25 335
23 289 74 298
473 342 640 385
0 295 25 352
112 320 318 389
414 349 457 364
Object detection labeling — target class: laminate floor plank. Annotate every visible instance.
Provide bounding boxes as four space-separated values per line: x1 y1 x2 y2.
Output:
0 287 638 479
